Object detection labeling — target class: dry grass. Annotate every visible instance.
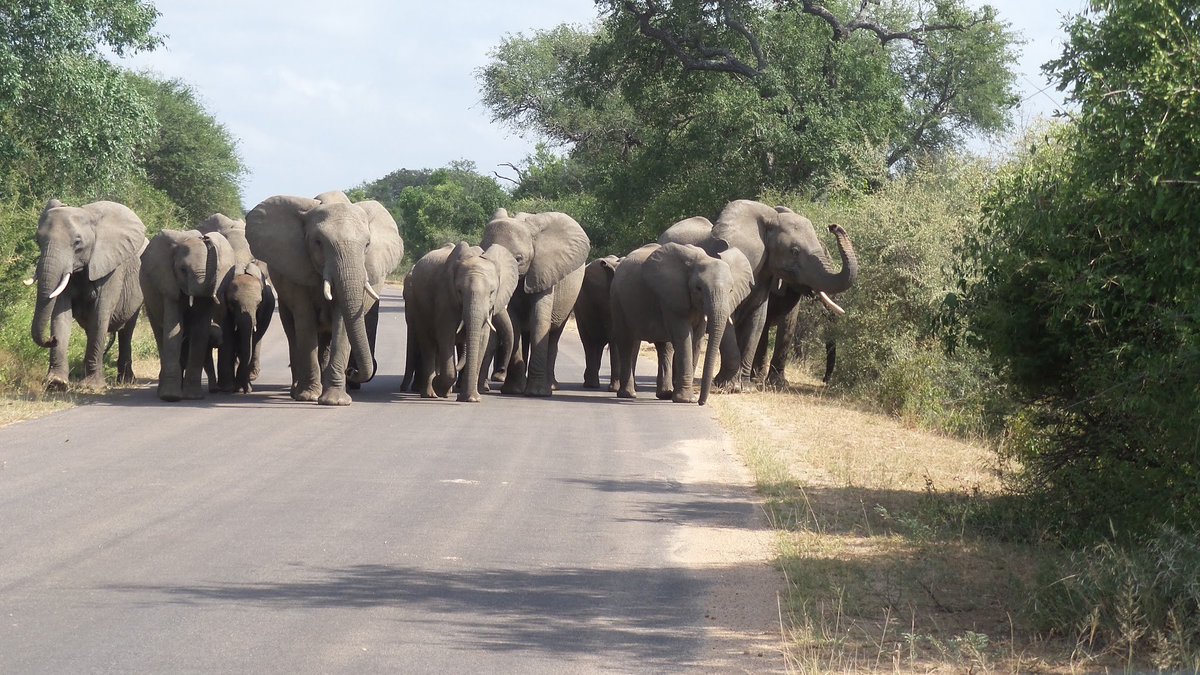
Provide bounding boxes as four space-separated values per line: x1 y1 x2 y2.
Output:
712 379 1085 673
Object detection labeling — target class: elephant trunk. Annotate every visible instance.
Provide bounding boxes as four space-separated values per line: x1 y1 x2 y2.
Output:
31 255 72 348
329 252 375 384
812 226 859 295
457 293 491 402
698 290 730 406
233 311 254 390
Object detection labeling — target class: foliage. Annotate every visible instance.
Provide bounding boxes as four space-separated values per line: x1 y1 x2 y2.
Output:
0 0 161 198
1031 526 1200 670
388 161 508 262
479 0 1018 253
130 73 245 222
770 157 1009 437
348 167 433 204
952 0 1200 540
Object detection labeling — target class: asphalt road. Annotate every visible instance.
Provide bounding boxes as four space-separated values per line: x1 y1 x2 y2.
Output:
0 287 774 673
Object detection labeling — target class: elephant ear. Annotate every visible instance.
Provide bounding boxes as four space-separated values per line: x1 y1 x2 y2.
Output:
356 200 404 285
140 230 189 296
644 243 696 311
524 211 590 294
199 213 253 267
775 206 796 214
201 231 237 302
44 198 64 211
719 248 755 307
599 255 619 278
245 195 321 287
87 201 147 281
314 190 351 204
483 244 519 314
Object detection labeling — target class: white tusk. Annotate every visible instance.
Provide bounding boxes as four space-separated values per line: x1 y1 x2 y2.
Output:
818 291 846 316
364 282 380 301
188 296 194 308
323 279 333 302
48 272 71 299
486 315 496 332
23 278 34 286
456 320 464 335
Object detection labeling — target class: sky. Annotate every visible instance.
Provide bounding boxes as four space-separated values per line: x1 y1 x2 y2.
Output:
119 0 1089 210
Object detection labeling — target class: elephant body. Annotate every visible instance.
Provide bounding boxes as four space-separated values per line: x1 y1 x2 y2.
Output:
609 243 752 405
245 192 403 406
751 285 840 387
197 214 276 393
574 256 620 391
30 200 146 390
659 201 857 390
140 229 236 401
481 209 590 396
402 242 518 402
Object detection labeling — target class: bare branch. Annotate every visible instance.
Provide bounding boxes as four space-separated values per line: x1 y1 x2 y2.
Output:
786 0 988 46
621 0 767 79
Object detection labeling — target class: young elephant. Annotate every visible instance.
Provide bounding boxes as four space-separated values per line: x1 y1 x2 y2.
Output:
202 261 275 393
139 229 236 401
29 199 147 390
573 256 621 391
402 242 518 402
610 243 752 405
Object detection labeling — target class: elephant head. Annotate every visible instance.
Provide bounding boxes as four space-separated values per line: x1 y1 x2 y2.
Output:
224 260 274 392
31 199 146 348
645 243 742 405
447 242 519 402
245 193 402 402
712 200 858 301
481 208 590 293
198 213 254 268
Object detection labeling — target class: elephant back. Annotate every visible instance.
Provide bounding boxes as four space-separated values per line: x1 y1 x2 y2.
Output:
245 195 322 288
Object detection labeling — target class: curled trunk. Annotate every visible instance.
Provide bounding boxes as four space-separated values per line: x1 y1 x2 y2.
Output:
813 227 859 295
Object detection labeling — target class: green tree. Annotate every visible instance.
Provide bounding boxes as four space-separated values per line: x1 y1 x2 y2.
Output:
390 161 508 261
955 0 1200 539
0 0 161 198
131 73 245 222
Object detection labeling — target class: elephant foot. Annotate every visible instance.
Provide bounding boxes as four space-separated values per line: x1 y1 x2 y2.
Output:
456 391 481 403
656 389 675 401
249 366 261 382
672 391 697 404
765 371 788 389
583 372 600 388
291 383 321 402
607 380 620 393
524 381 553 397
158 382 183 402
500 371 526 395
491 369 507 383
117 369 135 385
318 387 353 406
45 375 69 392
78 374 107 392
617 389 637 399
182 386 206 400
238 382 253 394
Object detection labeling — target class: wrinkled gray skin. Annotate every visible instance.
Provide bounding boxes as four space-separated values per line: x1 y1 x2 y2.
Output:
659 201 857 391
197 214 276 393
140 229 236 401
610 243 751 405
574 256 621 391
245 191 403 406
481 209 590 396
402 242 519 402
30 199 146 391
751 284 840 387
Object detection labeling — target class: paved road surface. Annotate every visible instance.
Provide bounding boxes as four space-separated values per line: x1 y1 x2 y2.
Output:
0 287 776 673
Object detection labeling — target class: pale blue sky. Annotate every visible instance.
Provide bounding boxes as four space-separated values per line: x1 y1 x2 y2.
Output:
119 1 1088 209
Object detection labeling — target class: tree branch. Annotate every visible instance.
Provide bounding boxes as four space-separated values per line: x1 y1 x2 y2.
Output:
620 0 767 79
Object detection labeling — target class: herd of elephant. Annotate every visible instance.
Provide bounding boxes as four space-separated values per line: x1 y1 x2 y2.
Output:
28 194 857 406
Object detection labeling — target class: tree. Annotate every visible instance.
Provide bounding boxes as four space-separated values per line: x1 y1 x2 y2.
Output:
389 161 508 261
0 0 161 198
955 0 1200 539
131 73 245 222
479 0 1017 252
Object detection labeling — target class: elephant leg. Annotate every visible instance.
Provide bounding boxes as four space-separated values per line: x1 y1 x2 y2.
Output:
751 321 771 383
115 310 138 384
671 330 696 404
500 326 529 395
78 306 111 391
522 290 556 396
655 342 674 400
581 335 602 388
547 322 565 391
766 303 800 388
719 299 767 392
216 319 236 393
614 338 639 399
286 302 322 402
823 340 837 384
432 332 457 399
318 310 353 406
181 300 212 400
156 300 186 402
45 296 73 390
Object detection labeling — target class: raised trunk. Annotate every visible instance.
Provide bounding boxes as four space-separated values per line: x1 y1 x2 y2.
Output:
32 256 72 348
811 227 859 295
699 293 730 406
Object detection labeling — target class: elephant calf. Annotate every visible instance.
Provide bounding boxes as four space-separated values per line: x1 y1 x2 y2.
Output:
203 261 275 393
609 243 752 405
574 256 621 391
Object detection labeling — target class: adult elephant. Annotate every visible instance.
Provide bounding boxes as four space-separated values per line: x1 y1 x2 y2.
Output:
30 199 146 391
140 229 236 401
659 201 857 390
610 243 752 405
245 191 403 406
574 255 620 391
482 208 589 397
197 214 275 393
402 242 518 402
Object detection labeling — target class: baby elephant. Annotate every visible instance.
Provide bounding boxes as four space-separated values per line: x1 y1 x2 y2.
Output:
573 256 621 391
204 261 275 393
610 242 753 405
